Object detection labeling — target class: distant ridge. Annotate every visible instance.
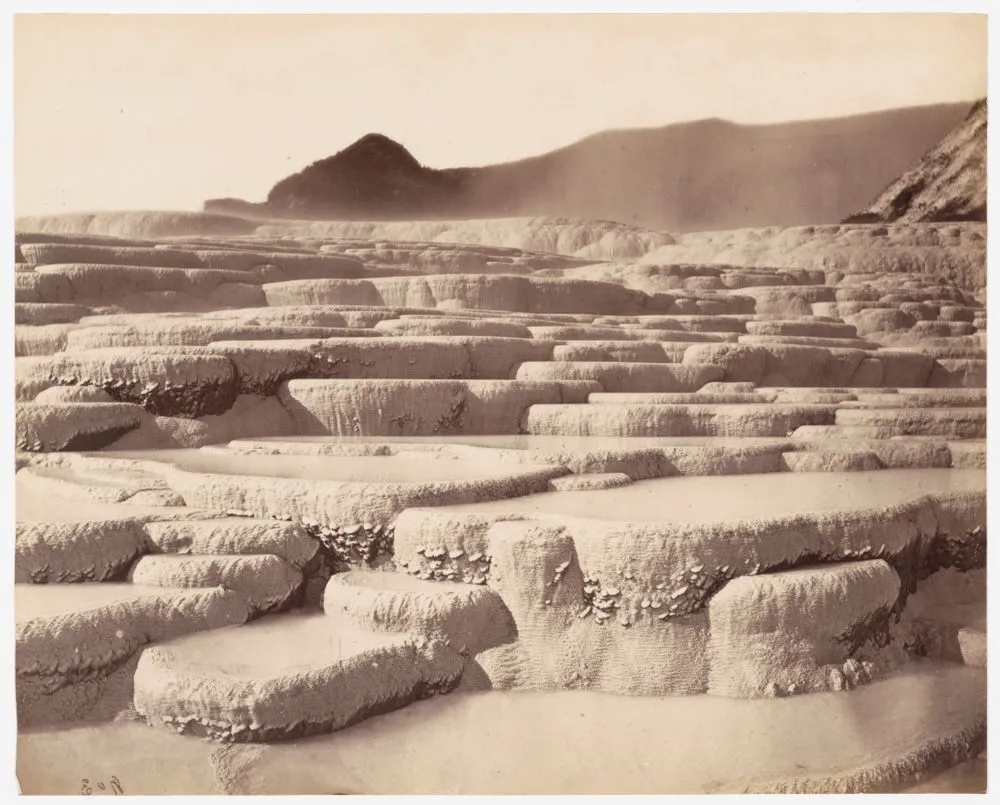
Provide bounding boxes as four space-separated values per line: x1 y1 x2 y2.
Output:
205 102 974 231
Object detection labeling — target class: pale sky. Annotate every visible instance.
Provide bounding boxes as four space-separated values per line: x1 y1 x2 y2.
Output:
13 13 988 217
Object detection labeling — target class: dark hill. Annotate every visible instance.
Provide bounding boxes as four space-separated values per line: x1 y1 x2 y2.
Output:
265 133 471 218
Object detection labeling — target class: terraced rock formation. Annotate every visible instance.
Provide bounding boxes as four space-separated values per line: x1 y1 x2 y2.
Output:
13 220 986 794
16 213 987 300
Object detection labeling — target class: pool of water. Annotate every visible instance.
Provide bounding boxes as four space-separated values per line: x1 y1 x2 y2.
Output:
16 661 985 795
433 468 986 523
15 583 166 621
93 448 559 483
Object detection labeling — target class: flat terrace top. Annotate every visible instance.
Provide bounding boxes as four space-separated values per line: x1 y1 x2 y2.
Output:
100 449 559 483
428 469 985 524
226 434 799 451
147 613 403 676
15 583 187 622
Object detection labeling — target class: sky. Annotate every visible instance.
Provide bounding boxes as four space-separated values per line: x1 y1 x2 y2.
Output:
13 13 988 217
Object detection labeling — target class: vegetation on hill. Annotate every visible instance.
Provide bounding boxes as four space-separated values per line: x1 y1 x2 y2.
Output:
844 99 986 225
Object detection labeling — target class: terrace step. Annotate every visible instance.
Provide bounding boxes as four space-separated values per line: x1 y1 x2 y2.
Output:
738 334 881 350
16 518 150 584
128 554 303 615
16 402 144 452
744 319 859 339
515 361 724 393
707 560 901 698
132 613 465 742
143 518 319 569
279 378 599 436
593 314 753 333
262 274 666 315
524 403 837 438
552 341 689 363
322 571 515 656
779 450 883 472
845 389 987 408
548 472 634 491
834 407 986 439
948 441 987 469
15 582 252 727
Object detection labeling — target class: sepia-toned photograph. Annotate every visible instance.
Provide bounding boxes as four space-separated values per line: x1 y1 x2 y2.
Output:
7 6 990 796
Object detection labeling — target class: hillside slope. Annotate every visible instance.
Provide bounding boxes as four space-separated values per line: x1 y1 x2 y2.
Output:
845 99 986 224
207 103 972 231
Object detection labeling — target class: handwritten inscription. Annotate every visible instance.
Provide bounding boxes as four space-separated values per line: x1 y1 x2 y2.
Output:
80 777 124 795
